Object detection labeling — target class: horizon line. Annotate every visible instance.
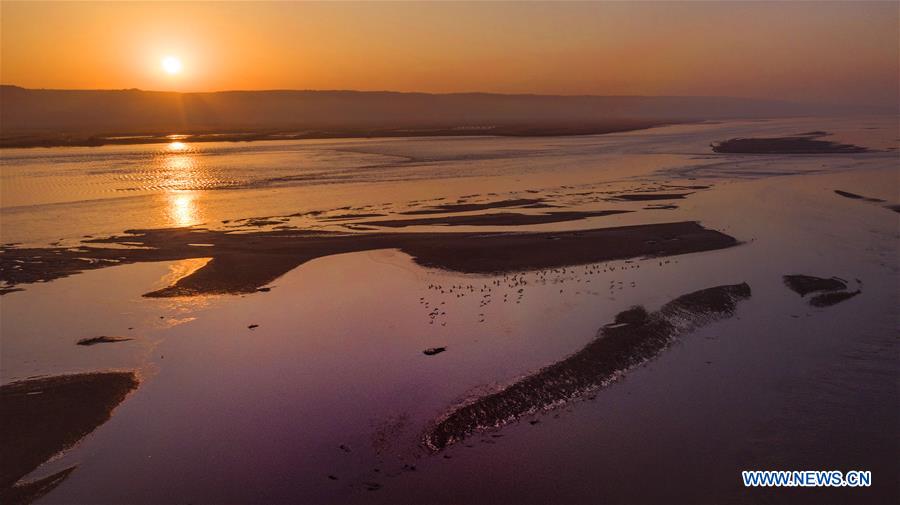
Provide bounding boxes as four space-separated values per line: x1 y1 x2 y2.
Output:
0 83 792 102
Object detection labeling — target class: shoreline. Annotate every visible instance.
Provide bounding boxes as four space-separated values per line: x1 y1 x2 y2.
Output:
0 372 139 504
0 121 675 149
1 116 896 504
1 221 739 297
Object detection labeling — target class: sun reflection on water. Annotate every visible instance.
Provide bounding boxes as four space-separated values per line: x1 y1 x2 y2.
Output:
157 140 206 227
165 155 194 173
156 258 217 319
167 191 203 227
159 139 199 189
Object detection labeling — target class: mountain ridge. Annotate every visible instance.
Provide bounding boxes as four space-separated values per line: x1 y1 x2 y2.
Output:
0 85 885 147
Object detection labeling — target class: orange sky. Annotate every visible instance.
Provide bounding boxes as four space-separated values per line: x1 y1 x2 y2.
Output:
1 1 897 106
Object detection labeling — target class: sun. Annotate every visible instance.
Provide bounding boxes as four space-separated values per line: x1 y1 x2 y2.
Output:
161 56 183 75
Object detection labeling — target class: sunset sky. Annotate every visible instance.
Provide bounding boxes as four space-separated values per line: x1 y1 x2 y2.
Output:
1 1 897 107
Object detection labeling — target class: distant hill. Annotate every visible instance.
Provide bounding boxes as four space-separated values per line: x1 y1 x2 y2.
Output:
0 85 877 146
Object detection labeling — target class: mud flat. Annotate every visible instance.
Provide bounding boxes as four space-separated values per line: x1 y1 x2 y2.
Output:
0 372 138 505
609 193 691 201
809 290 861 307
783 274 862 307
783 274 847 296
400 199 545 215
833 190 885 202
362 210 630 227
423 283 752 451
75 336 133 346
833 189 899 213
1 221 739 297
1 116 896 504
711 133 868 154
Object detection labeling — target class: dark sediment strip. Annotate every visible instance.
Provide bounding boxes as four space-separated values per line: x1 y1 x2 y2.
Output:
833 190 885 203
240 219 283 227
809 290 861 307
403 221 737 275
399 199 544 215
1 467 74 505
711 135 868 154
519 202 560 209
76 336 133 346
1 372 138 504
832 190 899 213
144 253 308 297
321 213 387 221
782 274 861 307
609 193 691 201
783 275 846 296
423 283 752 451
1 221 739 297
363 210 630 228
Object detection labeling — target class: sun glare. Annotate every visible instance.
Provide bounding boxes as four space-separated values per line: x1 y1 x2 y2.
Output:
162 56 183 75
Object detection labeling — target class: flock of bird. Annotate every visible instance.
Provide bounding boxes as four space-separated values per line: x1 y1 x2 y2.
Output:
416 258 677 331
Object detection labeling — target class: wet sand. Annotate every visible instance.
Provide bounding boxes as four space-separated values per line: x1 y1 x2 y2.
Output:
75 336 133 346
833 189 900 213
609 193 691 201
711 132 869 154
833 190 885 202
783 274 847 296
809 289 862 307
0 117 896 504
399 199 545 215
2 221 738 297
783 274 863 307
0 373 138 504
361 210 630 227
0 467 75 505
424 283 751 450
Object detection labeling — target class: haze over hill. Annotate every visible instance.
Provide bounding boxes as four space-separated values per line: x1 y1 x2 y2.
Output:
0 85 889 147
